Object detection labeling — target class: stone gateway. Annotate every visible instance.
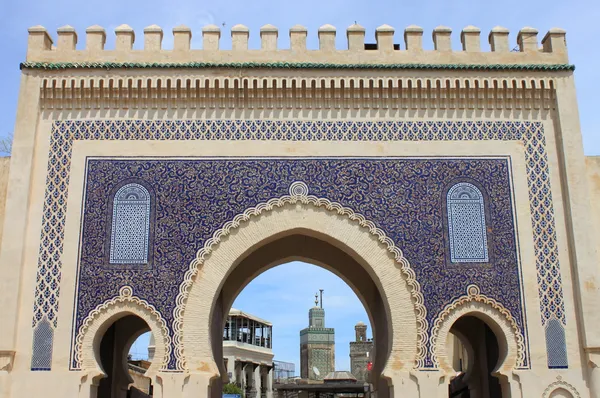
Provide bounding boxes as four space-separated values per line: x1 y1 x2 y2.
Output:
0 21 599 398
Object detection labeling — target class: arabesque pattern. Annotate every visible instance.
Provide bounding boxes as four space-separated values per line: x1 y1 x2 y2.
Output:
32 119 561 371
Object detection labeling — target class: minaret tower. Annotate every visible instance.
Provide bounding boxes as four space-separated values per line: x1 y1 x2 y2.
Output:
300 291 335 380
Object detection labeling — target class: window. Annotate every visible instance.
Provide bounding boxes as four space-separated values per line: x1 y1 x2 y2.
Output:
447 182 489 263
110 183 151 264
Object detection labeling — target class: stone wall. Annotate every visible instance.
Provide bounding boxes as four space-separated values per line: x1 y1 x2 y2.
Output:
0 157 11 247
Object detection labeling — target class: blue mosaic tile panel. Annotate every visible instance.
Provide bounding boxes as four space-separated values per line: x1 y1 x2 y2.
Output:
75 157 524 369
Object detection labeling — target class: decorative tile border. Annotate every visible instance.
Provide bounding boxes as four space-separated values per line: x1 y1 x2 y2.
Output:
31 119 562 371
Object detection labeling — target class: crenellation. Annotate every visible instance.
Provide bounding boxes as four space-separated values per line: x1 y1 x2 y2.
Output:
115 24 134 51
231 24 249 51
489 26 510 52
24 24 570 64
144 25 163 51
433 26 452 51
289 25 307 52
542 28 567 55
260 24 278 51
318 24 336 51
517 27 538 52
346 23 365 51
173 25 191 51
375 24 395 52
57 25 77 51
461 25 481 52
27 25 52 57
404 25 424 51
85 25 105 51
202 24 220 51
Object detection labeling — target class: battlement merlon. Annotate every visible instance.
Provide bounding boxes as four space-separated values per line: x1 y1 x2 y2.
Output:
24 24 569 66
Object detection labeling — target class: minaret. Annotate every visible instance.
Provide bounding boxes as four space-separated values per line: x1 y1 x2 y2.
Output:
349 321 373 383
300 291 335 380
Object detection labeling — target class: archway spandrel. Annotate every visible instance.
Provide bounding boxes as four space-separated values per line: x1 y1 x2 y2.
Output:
179 202 422 374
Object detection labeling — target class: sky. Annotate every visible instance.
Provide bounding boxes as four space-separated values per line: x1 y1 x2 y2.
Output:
129 261 370 373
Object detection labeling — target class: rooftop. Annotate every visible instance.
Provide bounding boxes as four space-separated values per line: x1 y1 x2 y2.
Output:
229 308 272 326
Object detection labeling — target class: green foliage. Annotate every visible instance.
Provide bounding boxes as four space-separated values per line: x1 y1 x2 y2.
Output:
222 383 242 395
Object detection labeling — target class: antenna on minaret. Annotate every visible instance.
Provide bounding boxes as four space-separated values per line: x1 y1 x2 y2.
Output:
319 289 324 309
314 292 319 307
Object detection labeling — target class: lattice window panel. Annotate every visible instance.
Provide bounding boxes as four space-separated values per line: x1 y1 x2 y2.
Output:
109 183 151 264
447 182 489 263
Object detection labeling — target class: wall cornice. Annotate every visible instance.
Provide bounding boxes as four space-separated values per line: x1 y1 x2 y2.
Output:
36 73 559 111
21 61 575 72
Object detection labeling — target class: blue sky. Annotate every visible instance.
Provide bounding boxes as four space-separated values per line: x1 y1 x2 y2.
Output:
129 261 369 372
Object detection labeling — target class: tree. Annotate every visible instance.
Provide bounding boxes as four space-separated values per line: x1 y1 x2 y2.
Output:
222 382 243 396
0 133 12 157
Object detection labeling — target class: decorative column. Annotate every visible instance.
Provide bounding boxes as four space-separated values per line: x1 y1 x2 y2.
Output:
226 358 236 384
241 362 248 393
266 366 274 398
253 363 261 398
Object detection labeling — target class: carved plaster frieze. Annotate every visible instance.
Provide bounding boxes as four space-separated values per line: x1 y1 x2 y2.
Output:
38 74 557 111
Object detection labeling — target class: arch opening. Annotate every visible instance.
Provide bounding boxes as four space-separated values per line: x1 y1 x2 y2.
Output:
210 233 392 398
95 315 154 398
181 205 421 398
446 316 504 398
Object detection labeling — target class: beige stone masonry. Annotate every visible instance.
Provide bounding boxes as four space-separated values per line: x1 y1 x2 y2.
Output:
144 25 163 51
173 25 191 51
346 23 365 51
260 24 278 51
289 24 307 52
114 24 134 51
404 25 423 51
24 24 570 64
56 25 77 51
85 25 105 51
461 25 481 52
518 27 539 52
318 24 336 51
375 24 395 51
542 28 568 55
231 24 249 51
489 26 510 52
27 25 52 59
201 24 220 51
433 26 452 51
